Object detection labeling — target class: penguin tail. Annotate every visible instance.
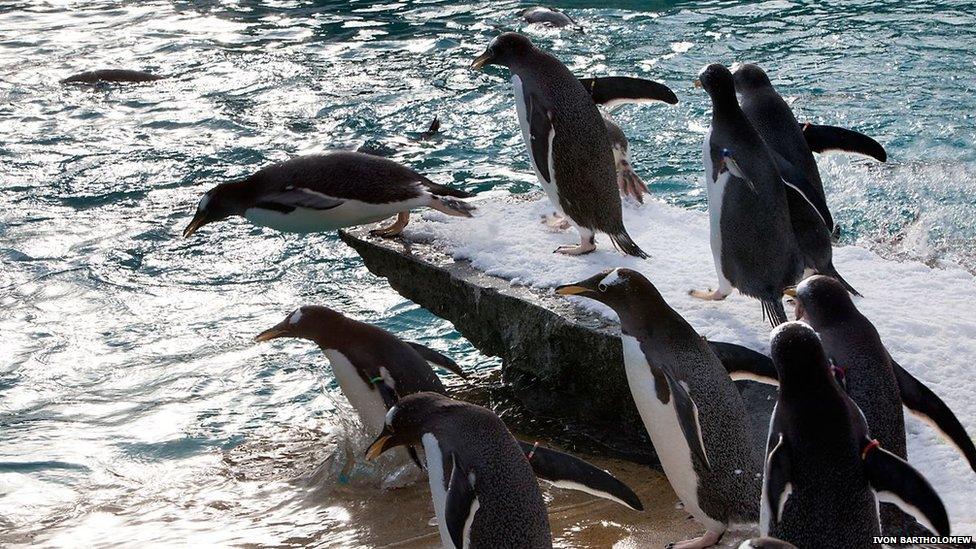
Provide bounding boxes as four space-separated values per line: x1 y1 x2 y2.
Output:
430 196 476 218
420 177 475 199
608 230 649 259
823 262 861 297
762 299 788 327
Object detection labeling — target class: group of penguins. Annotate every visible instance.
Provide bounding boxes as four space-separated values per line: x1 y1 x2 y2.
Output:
62 6 976 548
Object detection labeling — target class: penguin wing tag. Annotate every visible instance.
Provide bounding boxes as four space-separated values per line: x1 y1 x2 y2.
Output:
406 342 468 379
660 369 711 470
800 123 887 162
708 341 779 386
770 149 834 231
527 92 554 184
517 440 643 511
862 440 951 536
257 188 345 211
891 359 976 473
763 433 792 529
445 452 478 549
578 76 679 108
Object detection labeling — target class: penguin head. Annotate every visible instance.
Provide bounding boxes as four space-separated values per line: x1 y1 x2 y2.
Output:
784 275 857 325
182 184 239 238
365 392 460 459
695 63 737 104
731 63 773 92
471 32 534 70
769 321 832 387
555 269 671 326
254 305 344 347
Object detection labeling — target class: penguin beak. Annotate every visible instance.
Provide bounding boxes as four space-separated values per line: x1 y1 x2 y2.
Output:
365 425 399 460
254 320 292 342
693 79 702 88
182 210 209 238
555 283 591 296
783 287 797 298
470 49 494 70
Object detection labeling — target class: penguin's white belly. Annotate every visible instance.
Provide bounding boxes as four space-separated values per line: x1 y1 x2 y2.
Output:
244 196 427 233
324 350 388 434
423 433 455 548
511 75 563 215
621 335 721 531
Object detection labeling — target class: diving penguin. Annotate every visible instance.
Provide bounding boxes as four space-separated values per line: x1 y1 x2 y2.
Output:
366 392 644 549
557 269 762 549
691 63 803 325
471 33 648 257
761 322 950 548
182 151 475 240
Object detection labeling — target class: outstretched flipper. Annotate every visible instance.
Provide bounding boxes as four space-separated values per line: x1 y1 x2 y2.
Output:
892 360 976 474
761 434 793 533
445 452 478 549
518 441 643 511
407 342 468 379
419 116 440 140
579 76 679 108
863 440 950 535
800 123 887 162
708 341 779 385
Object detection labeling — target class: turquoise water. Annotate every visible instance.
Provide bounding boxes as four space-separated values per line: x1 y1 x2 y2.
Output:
1 0 974 545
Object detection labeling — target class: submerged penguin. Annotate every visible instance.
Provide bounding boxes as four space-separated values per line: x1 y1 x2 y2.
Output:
471 33 647 257
579 76 679 204
182 151 475 239
61 69 163 84
691 63 803 325
557 269 762 549
761 322 950 548
366 392 644 549
732 64 862 292
521 6 576 28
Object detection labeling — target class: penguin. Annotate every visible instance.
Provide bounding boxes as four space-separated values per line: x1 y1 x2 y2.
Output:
419 115 440 140
760 322 950 548
471 33 648 257
691 63 803 325
737 537 797 549
577 76 679 204
61 69 163 84
366 392 644 549
254 305 465 464
182 151 475 239
731 63 860 293
556 268 762 549
521 6 576 28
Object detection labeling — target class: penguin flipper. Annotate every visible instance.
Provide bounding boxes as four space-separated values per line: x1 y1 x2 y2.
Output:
256 189 345 212
406 342 468 379
800 123 887 162
863 441 950 535
659 368 711 469
526 90 554 184
445 452 478 549
708 341 779 385
517 441 643 511
770 149 834 231
578 76 679 107
763 433 792 529
892 359 976 474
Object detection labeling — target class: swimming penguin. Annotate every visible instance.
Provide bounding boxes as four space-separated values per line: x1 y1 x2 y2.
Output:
254 305 466 463
691 63 803 325
557 268 762 549
577 76 679 204
182 151 475 239
521 6 576 28
61 69 163 84
366 392 643 549
731 63 860 293
471 33 647 257
761 322 950 548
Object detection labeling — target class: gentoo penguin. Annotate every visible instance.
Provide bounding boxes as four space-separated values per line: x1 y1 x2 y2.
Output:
761 322 949 548
471 33 647 257
732 63 860 293
522 6 576 28
254 305 465 463
691 63 803 325
557 269 762 549
578 76 679 204
366 392 643 549
182 151 474 239
737 537 796 549
61 69 163 84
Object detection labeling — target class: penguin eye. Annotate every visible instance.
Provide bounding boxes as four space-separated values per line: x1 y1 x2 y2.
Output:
598 283 608 292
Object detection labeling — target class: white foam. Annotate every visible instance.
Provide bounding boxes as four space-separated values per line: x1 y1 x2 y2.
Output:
405 193 976 534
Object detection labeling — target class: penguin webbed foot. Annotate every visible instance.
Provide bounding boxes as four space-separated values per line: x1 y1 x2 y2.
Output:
370 212 410 238
688 288 729 301
540 212 571 231
665 530 723 549
553 242 596 255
